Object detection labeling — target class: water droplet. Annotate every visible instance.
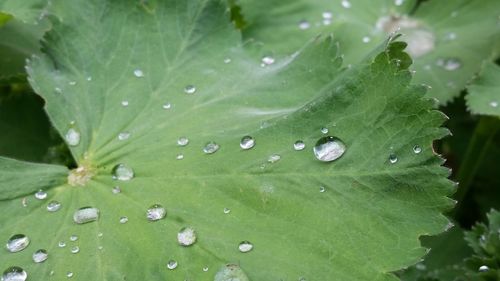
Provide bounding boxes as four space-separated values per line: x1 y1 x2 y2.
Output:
167 260 178 270
69 235 78 242
313 136 346 162
203 142 220 154
203 267 209 272
65 128 80 146
118 132 130 141
214 264 249 281
32 249 48 263
133 69 144 78
322 18 332 25
298 20 310 30
240 136 255 150
479 265 489 272
261 56 275 66
238 241 253 253
121 100 129 107
223 208 231 214
69 81 77 86
490 101 498 108
1 267 27 281
55 87 62 94
267 154 281 163
70 246 79 254
322 12 332 19
119 216 128 224
394 0 404 6
223 57 231 64
97 233 103 238
436 58 461 71
146 204 166 221
177 137 189 146
47 201 61 212
176 154 184 160
389 154 398 164
341 0 351 8
162 102 171 109
6 234 30 253
73 207 100 224
320 127 329 134
112 186 121 194
444 32 457 41
58 241 66 248
294 141 305 151
21 198 27 207
319 186 326 193
112 164 134 181
184 85 196 94
86 76 92 81
177 227 197 246
66 272 73 278
35 189 47 200
413 145 422 154
415 263 426 271
362 36 371 43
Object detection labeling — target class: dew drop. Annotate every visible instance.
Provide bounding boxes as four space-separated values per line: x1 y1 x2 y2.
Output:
479 265 489 272
319 186 326 193
86 76 92 81
121 100 129 107
223 208 231 214
389 154 398 164
133 69 144 78
490 101 498 108
176 154 184 160
167 260 178 270
1 266 27 281
73 207 100 224
261 56 275 66
47 201 61 212
214 264 249 281
203 142 220 154
436 58 461 71
35 189 47 200
268 154 281 163
21 198 27 207
6 235 30 253
362 36 371 43
394 0 404 6
444 32 457 41
118 132 130 141
238 241 253 253
298 20 310 30
184 85 196 94
413 145 422 154
322 12 332 19
203 267 209 272
68 81 77 86
65 128 80 146
112 186 121 194
69 235 78 242
66 272 73 278
119 216 128 224
70 246 79 254
111 164 134 181
223 57 231 64
162 102 171 110
32 249 48 263
146 204 166 221
341 0 351 8
177 137 189 146
97 233 103 238
294 141 305 151
58 241 66 248
177 227 197 246
240 136 255 150
320 127 329 134
313 136 346 162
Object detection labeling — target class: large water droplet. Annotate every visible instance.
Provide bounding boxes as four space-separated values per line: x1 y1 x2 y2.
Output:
118 132 130 141
436 58 461 71
294 141 305 151
167 260 178 270
32 249 48 263
240 136 255 150
177 227 197 246
47 201 61 212
1 267 27 281
73 207 100 224
146 204 166 221
238 241 253 253
133 69 144 78
184 85 196 94
177 137 189 146
112 164 134 181
203 142 220 154
413 145 422 154
6 234 30 253
479 265 489 272
214 264 249 281
313 136 346 162
35 189 47 200
389 154 398 164
65 128 80 146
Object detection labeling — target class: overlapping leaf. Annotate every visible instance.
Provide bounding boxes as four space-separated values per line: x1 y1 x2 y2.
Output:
0 0 454 280
466 62 500 118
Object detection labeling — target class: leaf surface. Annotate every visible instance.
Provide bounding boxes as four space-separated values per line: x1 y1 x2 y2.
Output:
466 62 500 118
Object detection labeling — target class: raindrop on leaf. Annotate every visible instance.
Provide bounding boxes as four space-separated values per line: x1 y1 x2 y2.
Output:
6 235 30 253
73 207 100 224
177 227 197 246
313 136 346 162
1 267 27 281
238 241 253 253
240 136 255 150
32 249 48 263
146 204 166 221
112 164 134 181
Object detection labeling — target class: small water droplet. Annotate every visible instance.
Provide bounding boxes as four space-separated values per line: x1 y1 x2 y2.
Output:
322 12 332 19
66 272 73 278
69 81 77 86
490 101 498 108
65 128 81 146
146 204 166 221
223 208 231 214
389 154 398 164
1 267 27 281
177 227 197 246
118 132 130 141
394 0 404 6
176 154 184 160
436 58 461 71
341 0 351 8
6 234 30 253
261 56 275 66
73 207 100 224
35 189 47 200
112 164 134 181
121 100 129 107
313 136 346 162
293 140 305 151
362 36 371 43
58 241 66 248
32 249 48 263
162 102 171 109
214 264 249 281
203 142 220 154
238 241 253 253
203 267 209 272
133 69 144 78
319 186 326 193
184 85 196 94
479 265 489 272
69 235 78 242
240 136 255 150
21 198 27 207
413 145 422 154
415 263 426 270
267 154 281 163
47 201 61 212
298 20 310 30
119 216 128 224
97 233 103 238
70 246 79 254
444 32 457 41
223 57 231 64
177 137 189 146
320 127 329 134
112 186 121 194
86 76 92 81
167 260 178 270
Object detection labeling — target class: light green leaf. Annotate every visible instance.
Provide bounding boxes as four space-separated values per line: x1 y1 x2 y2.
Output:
0 1 453 280
0 0 49 24
239 0 500 104
466 62 500 118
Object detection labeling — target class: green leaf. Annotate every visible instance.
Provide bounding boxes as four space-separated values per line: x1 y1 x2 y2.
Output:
0 0 49 24
466 62 500 118
0 1 453 280
238 0 500 104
